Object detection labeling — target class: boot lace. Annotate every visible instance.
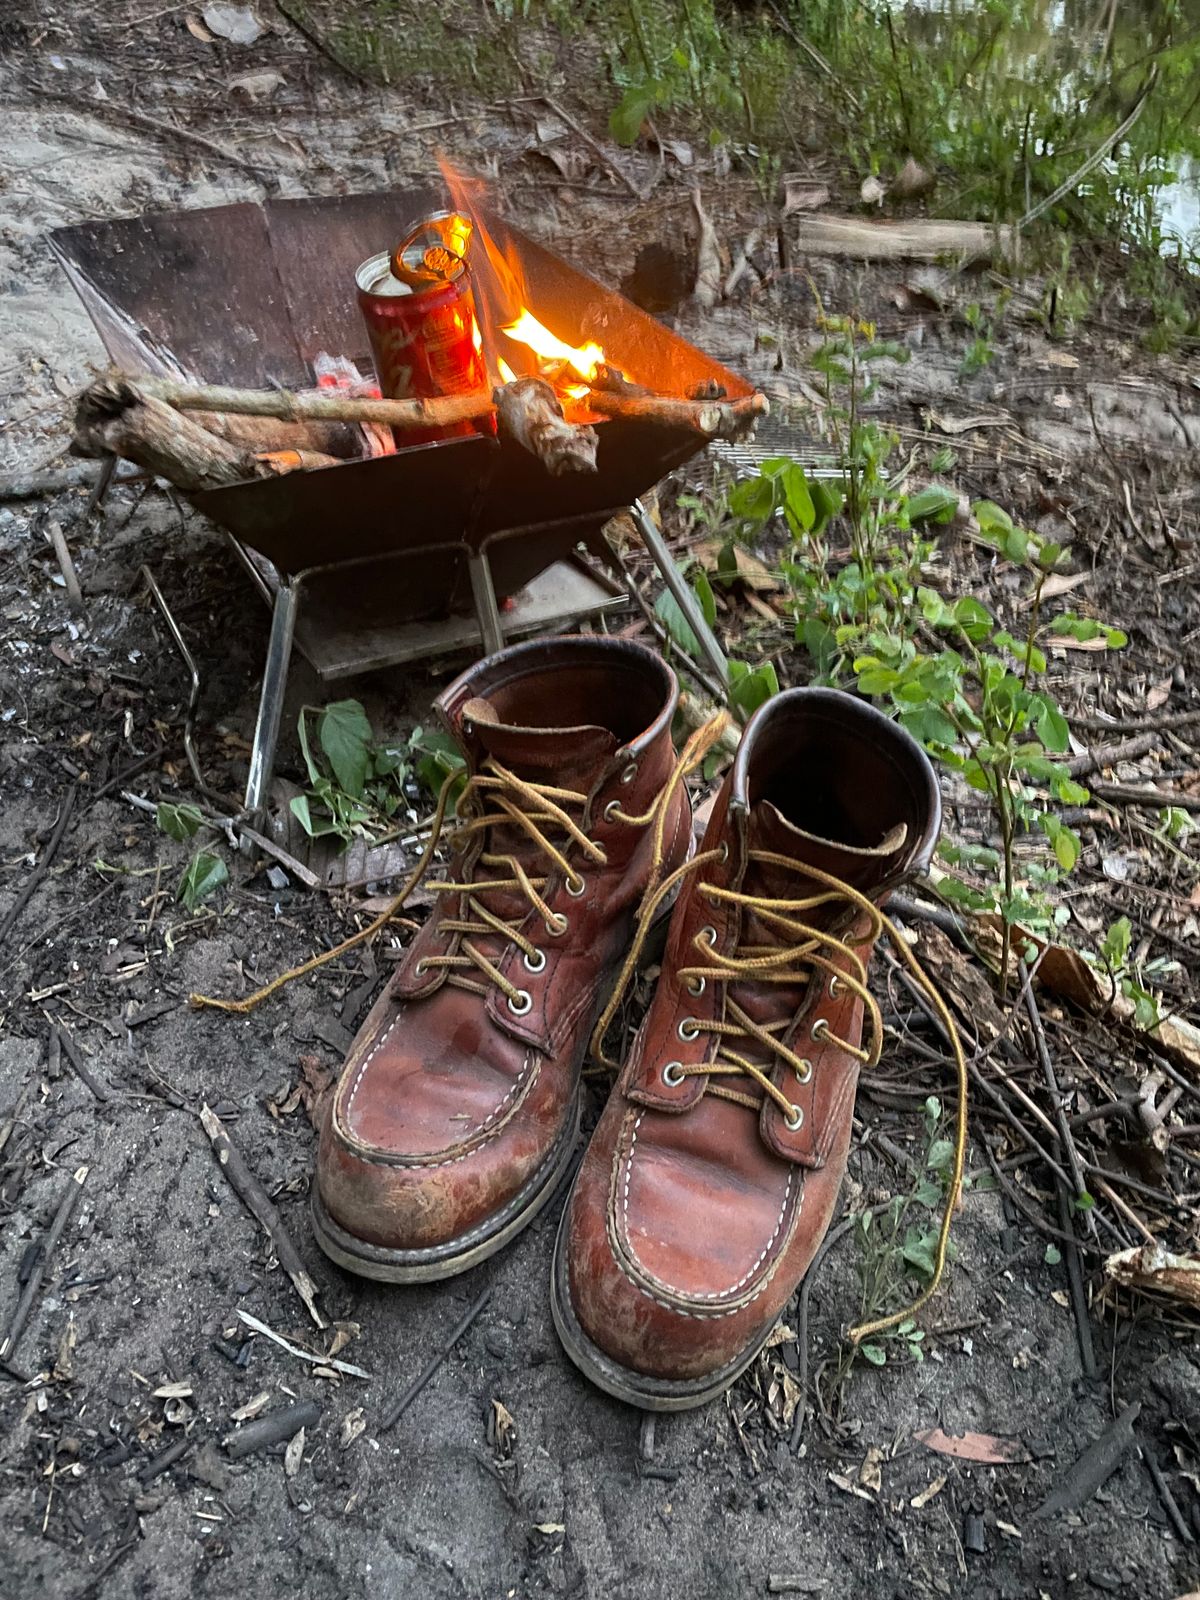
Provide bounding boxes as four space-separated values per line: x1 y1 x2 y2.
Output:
590 823 968 1347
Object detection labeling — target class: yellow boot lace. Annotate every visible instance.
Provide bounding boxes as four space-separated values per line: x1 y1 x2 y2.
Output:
589 833 968 1346
189 714 729 1018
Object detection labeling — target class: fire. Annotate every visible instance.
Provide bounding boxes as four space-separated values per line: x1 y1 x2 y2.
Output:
496 356 517 385
501 309 605 386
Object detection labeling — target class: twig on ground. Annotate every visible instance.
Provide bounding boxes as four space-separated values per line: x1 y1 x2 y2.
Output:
1141 1442 1195 1543
1089 780 1200 813
1034 1402 1140 1518
1072 707 1200 736
1065 731 1159 778
200 1104 326 1330
54 1024 113 1103
0 1167 88 1360
223 1399 320 1460
45 519 83 612
379 1285 492 1431
0 785 77 950
540 95 649 201
235 1310 371 1379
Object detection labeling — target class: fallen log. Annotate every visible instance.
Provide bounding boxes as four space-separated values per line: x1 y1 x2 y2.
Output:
793 214 1018 262
493 376 598 475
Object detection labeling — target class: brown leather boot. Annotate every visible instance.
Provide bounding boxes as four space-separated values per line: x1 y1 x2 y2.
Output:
552 687 943 1409
312 635 693 1282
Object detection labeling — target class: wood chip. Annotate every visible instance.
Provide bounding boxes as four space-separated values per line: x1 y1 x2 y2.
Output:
911 1473 948 1509
915 1427 1028 1464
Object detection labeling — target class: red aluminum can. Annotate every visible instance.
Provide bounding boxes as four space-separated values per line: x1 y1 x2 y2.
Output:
355 247 488 446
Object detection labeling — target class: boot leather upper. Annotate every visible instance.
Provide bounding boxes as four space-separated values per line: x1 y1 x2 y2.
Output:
317 636 691 1254
563 689 941 1382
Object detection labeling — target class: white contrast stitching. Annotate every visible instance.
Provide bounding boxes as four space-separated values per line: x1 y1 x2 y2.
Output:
612 1110 798 1318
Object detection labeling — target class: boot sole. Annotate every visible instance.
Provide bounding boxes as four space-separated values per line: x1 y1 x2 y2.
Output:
311 1094 581 1284
550 1202 784 1411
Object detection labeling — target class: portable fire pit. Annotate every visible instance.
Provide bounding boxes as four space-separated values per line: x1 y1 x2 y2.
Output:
50 184 760 812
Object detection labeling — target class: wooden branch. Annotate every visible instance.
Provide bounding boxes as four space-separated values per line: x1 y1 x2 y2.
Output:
584 387 769 440
138 376 494 431
493 377 598 475
74 378 273 492
200 1103 326 1329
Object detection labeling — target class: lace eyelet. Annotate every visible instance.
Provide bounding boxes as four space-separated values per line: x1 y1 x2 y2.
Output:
620 762 638 785
603 800 621 823
686 975 706 997
811 1017 830 1042
413 958 427 976
678 1018 699 1042
547 913 569 938
828 974 842 998
717 842 729 864
508 989 533 1017
565 875 587 898
662 1061 684 1087
523 948 546 974
794 1059 813 1084
698 925 718 948
784 1104 804 1132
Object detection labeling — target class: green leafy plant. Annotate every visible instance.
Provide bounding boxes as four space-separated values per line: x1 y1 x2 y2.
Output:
853 503 1126 989
154 801 228 911
292 699 464 846
854 1097 955 1369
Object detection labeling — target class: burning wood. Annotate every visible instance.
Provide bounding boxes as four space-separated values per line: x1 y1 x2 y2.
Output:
493 377 598 476
584 384 768 441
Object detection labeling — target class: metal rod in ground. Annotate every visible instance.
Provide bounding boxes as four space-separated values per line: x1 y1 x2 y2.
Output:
0 1166 87 1360
223 1400 320 1461
379 1285 492 1432
1141 1442 1195 1544
629 499 730 692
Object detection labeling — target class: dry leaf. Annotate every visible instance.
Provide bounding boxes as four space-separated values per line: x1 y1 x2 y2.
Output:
692 191 722 310
858 1445 884 1493
915 1427 1028 1464
1038 570 1091 601
202 3 264 42
491 1398 517 1454
1049 1289 1070 1308
996 1520 1022 1539
284 1426 305 1478
153 1382 194 1399
534 1522 566 1535
911 1473 947 1509
340 1407 366 1449
230 1390 271 1423
327 1321 361 1360
782 175 831 214
892 157 934 199
185 13 215 40
764 1322 796 1348
860 175 887 206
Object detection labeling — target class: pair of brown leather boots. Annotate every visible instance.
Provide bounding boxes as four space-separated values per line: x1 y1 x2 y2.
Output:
311 634 942 1410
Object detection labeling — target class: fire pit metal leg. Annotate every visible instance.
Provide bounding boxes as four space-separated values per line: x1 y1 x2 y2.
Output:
630 499 729 690
467 548 505 656
245 578 299 817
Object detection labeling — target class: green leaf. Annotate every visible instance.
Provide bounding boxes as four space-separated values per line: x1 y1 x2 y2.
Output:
609 82 660 146
901 1227 939 1280
926 1138 955 1173
1033 695 1070 755
860 1343 887 1367
973 500 1013 538
906 485 959 524
693 565 717 627
1044 1244 1062 1266
318 699 373 799
156 801 203 843
809 479 844 533
178 850 228 912
1073 1191 1095 1213
728 658 779 719
1100 915 1132 971
912 1178 942 1208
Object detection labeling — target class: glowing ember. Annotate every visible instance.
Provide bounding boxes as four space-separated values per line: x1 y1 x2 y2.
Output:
501 309 605 385
496 355 518 385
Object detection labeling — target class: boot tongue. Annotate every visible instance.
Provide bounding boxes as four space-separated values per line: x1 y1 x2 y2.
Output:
745 799 908 905
725 801 908 1056
453 698 619 929
461 697 618 785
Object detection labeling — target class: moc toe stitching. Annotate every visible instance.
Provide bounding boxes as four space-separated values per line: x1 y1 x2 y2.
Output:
604 1110 804 1321
335 1014 541 1167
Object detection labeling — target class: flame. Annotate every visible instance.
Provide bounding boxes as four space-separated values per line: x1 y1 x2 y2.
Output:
437 156 610 398
500 309 604 385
